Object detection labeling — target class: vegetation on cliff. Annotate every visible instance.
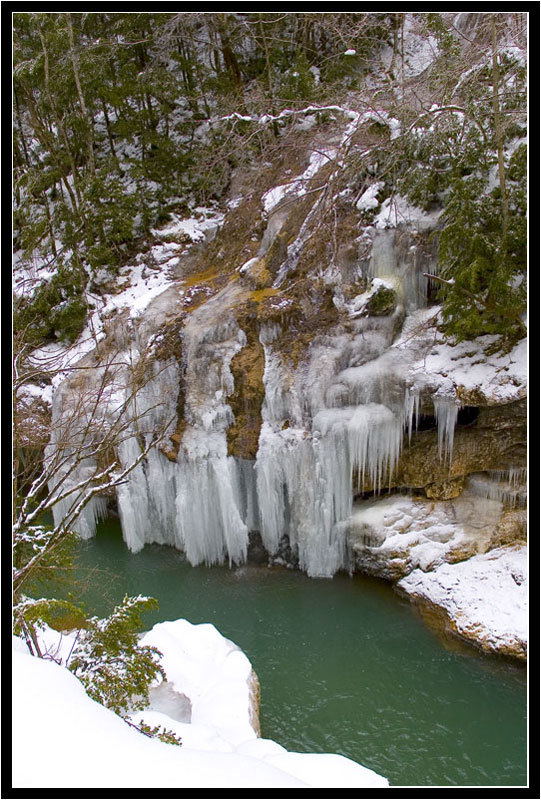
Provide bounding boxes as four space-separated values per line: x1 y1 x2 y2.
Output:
14 12 526 348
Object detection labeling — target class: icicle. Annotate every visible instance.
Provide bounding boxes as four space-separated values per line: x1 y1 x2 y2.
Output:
175 452 248 566
404 387 421 443
116 311 254 565
466 470 527 508
50 471 108 540
433 397 459 464
116 360 180 553
231 458 259 532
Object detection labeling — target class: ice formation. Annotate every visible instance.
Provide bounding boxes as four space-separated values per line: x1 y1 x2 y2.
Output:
49 267 451 578
47 152 525 580
466 469 527 509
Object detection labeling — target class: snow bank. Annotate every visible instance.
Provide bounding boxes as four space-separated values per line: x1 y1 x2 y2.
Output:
398 545 528 659
418 336 527 404
12 620 389 789
139 619 258 746
11 642 306 789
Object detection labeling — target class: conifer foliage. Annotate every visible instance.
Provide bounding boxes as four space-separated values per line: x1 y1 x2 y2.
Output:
394 13 527 345
67 595 164 716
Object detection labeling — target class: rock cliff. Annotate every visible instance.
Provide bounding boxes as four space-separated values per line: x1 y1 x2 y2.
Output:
46 121 527 659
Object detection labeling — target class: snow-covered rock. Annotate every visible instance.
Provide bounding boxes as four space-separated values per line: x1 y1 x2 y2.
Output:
397 545 527 660
138 619 261 744
347 490 507 579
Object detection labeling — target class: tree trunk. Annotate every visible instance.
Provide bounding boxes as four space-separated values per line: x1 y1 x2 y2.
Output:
491 16 509 242
36 23 83 210
66 12 96 176
258 15 279 137
101 99 122 174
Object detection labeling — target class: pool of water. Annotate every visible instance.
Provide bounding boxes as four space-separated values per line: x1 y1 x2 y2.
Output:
61 520 527 787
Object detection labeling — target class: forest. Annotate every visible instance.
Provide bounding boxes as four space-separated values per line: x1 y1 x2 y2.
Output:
14 12 526 349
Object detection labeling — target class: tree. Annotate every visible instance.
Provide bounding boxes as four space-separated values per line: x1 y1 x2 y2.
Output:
423 13 526 345
12 331 180 742
13 594 182 746
13 331 177 587
334 11 527 347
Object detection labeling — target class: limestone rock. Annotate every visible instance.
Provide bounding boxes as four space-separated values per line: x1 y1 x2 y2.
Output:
348 489 523 582
424 476 465 500
248 669 262 738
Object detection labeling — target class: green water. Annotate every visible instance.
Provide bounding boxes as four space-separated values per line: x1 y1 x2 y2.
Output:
65 520 527 788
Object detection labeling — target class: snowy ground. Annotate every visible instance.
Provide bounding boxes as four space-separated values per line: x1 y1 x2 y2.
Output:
12 620 389 790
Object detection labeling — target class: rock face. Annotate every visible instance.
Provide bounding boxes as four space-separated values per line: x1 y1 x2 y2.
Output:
46 123 527 659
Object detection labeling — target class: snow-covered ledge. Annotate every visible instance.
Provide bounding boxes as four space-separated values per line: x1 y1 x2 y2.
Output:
397 544 527 660
12 620 389 789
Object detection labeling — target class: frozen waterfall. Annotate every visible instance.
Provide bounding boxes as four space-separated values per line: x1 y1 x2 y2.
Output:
48 229 466 579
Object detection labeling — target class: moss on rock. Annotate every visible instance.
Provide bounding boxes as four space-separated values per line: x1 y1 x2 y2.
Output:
226 313 266 460
365 285 396 316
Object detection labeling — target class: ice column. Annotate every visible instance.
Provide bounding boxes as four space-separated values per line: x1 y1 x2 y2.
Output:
367 229 434 313
116 360 179 552
433 397 459 464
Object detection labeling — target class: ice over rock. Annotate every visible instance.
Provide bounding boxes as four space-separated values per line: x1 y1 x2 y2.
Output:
47 147 526 586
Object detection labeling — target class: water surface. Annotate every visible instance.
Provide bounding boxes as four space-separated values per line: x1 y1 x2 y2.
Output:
62 520 527 787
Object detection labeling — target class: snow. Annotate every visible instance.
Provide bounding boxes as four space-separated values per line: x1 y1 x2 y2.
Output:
151 211 224 245
344 277 395 319
347 490 505 577
138 620 257 746
12 250 57 299
402 18 439 78
26 338 104 396
11 644 305 789
109 262 177 321
17 380 54 407
415 335 527 404
239 256 260 274
261 147 336 215
356 181 384 211
12 620 389 789
378 17 439 79
398 545 528 656
374 194 441 231
20 206 226 405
